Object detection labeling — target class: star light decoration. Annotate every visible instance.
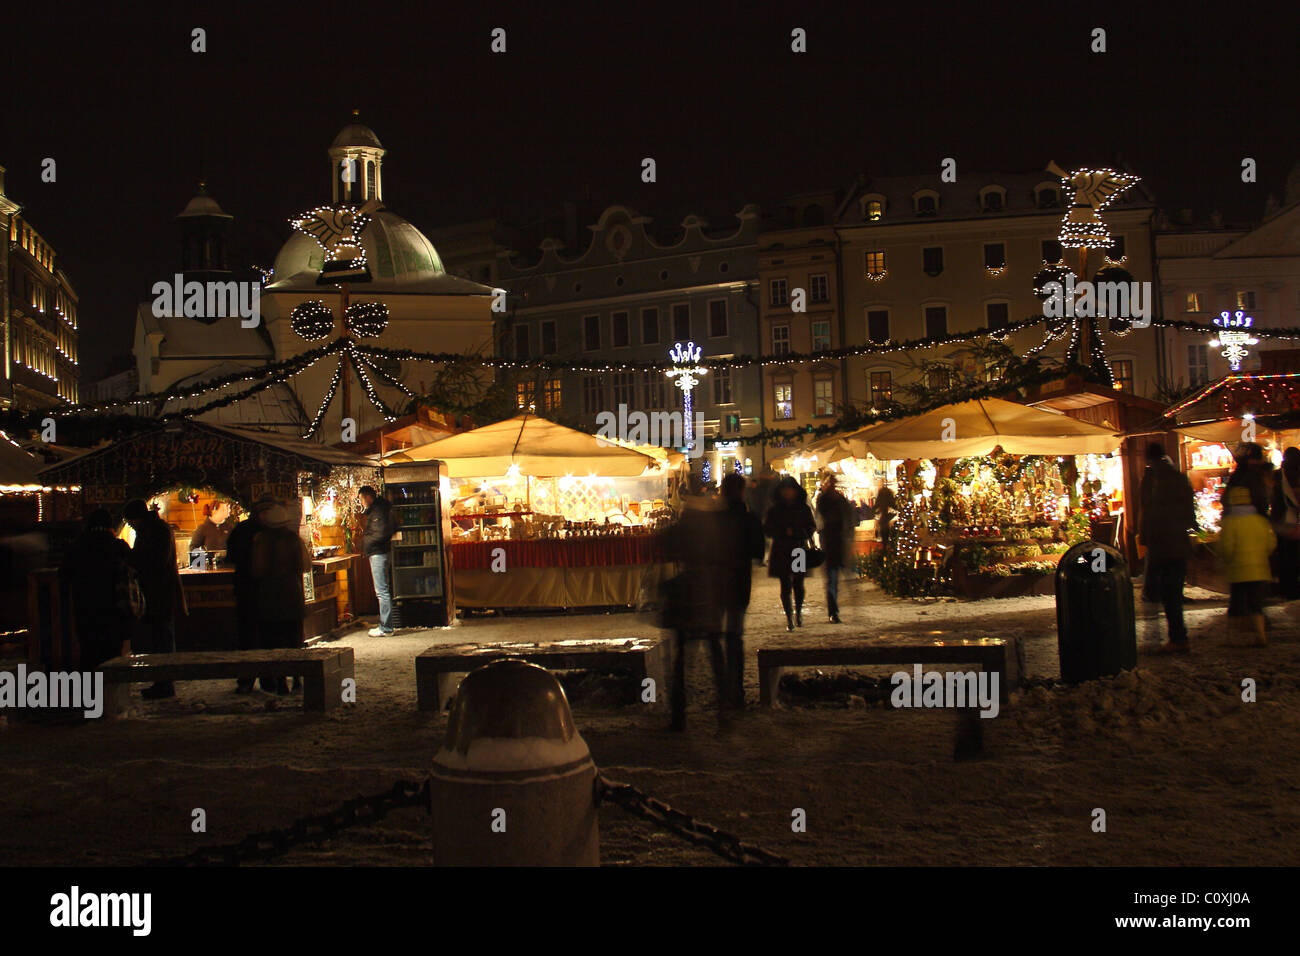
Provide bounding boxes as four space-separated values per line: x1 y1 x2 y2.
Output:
1047 161 1140 249
665 341 707 452
289 199 382 284
1210 310 1258 371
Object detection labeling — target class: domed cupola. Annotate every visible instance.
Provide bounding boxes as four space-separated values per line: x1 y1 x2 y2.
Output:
329 110 385 203
177 180 233 280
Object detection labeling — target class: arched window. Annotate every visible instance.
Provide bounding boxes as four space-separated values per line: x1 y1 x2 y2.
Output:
366 161 376 199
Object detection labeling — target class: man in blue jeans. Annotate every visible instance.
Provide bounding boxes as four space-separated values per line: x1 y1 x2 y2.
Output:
359 485 397 635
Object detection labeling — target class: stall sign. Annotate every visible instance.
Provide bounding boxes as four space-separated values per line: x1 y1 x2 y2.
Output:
85 485 128 508
251 482 297 503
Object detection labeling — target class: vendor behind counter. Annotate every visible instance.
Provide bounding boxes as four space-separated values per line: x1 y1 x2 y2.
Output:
189 500 234 553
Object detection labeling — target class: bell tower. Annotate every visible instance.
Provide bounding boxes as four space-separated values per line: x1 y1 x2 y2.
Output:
177 180 234 282
329 110 385 204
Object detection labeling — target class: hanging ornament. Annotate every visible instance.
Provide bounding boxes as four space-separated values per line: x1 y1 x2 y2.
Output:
345 301 390 338
291 300 335 341
1033 266 1071 300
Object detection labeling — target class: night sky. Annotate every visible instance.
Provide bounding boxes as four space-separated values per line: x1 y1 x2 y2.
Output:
2 3 1295 379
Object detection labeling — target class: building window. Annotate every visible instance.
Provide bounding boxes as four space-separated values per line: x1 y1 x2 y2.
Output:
865 250 887 276
640 307 659 345
1184 292 1201 313
922 247 944 276
915 194 938 215
865 199 883 221
770 279 789 307
1041 239 1063 264
514 325 530 359
982 190 1004 212
867 310 890 344
814 378 834 417
543 377 562 411
516 380 536 410
811 320 831 352
708 299 728 337
869 370 892 405
924 306 948 338
927 367 952 391
986 302 1009 331
583 315 600 351
613 371 635 406
774 383 793 419
1106 236 1126 260
809 273 829 303
984 243 1006 270
642 371 665 409
713 366 732 404
612 311 630 348
672 303 691 340
1237 290 1256 311
1037 187 1059 208
583 375 604 413
1188 345 1209 387
1112 360 1134 392
541 320 557 355
772 324 791 355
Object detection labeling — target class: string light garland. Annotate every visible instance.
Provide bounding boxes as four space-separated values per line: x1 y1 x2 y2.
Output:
354 349 416 399
302 360 344 439
344 300 390 338
290 300 335 341
346 347 398 421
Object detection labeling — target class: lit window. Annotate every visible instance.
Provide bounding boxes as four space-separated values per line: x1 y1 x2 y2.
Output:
516 380 536 409
865 250 886 275
1112 360 1134 392
865 200 883 221
814 379 834 417
774 383 793 419
1184 292 1201 313
869 370 892 405
1237 290 1256 310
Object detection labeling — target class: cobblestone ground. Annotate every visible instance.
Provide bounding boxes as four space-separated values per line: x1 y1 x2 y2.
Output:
2 572 1296 866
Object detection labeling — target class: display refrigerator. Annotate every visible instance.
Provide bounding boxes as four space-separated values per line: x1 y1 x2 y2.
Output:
384 460 455 627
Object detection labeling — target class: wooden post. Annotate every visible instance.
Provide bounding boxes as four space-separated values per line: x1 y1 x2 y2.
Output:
340 283 352 429
1075 246 1090 369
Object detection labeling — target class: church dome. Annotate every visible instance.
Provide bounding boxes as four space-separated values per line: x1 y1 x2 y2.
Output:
178 183 232 219
266 209 451 290
332 123 383 150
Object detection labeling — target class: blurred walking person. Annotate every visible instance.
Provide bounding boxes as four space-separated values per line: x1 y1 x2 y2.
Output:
1271 446 1300 599
765 476 816 631
123 499 185 699
815 472 855 624
718 473 765 707
249 501 312 694
1218 483 1277 647
1138 443 1198 653
661 486 727 731
225 496 275 692
63 509 135 670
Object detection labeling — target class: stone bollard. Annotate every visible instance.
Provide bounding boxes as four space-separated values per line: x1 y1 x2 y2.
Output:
429 659 599 866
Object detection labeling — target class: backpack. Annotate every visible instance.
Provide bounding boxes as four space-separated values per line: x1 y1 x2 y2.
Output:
115 559 147 619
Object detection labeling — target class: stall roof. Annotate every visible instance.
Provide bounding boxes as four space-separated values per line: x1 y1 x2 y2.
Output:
386 413 659 478
1163 372 1300 427
839 398 1121 459
0 434 43 487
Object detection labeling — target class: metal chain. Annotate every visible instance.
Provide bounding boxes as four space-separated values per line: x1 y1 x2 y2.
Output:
156 779 430 867
595 774 789 866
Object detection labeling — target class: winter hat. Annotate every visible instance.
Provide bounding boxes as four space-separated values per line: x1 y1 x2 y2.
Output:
260 503 294 529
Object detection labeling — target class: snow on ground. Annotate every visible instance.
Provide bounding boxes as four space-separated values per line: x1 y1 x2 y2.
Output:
2 572 1297 866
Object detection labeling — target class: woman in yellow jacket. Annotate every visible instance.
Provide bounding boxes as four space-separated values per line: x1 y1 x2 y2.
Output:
1217 485 1277 646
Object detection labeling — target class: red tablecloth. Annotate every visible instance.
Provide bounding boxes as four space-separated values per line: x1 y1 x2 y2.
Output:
450 536 665 570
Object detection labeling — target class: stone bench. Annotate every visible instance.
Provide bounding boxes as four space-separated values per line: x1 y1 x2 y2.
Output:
416 638 669 711
99 647 355 716
757 636 1022 707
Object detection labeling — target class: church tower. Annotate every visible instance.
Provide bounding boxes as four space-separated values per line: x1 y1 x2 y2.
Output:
177 180 233 283
329 110 385 203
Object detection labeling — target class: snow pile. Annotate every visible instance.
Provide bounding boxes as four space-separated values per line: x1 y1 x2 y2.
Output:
434 734 592 773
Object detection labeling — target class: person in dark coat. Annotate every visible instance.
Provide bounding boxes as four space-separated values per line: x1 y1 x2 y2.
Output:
816 473 855 624
359 485 397 636
873 484 898 543
1138 443 1198 653
661 488 727 731
718 473 765 707
249 502 311 694
63 508 133 670
124 498 185 699
765 475 816 631
225 497 275 692
1271 446 1300 600
188 500 233 554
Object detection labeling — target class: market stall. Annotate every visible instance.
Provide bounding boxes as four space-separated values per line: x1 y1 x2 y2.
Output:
837 398 1122 598
37 420 379 648
1159 372 1300 591
390 413 682 610
774 436 900 557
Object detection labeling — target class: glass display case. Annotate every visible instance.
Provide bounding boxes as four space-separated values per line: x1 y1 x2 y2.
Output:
385 461 455 627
